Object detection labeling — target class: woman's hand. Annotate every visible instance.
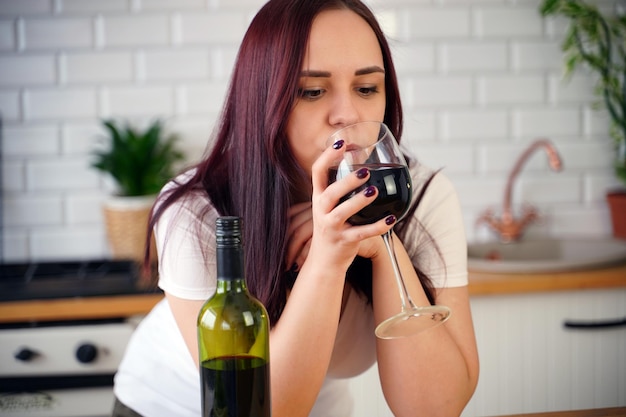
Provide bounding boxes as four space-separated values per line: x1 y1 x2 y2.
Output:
286 200 388 272
289 140 395 274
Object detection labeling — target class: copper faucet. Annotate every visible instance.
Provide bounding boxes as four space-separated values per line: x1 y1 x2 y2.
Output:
477 139 563 243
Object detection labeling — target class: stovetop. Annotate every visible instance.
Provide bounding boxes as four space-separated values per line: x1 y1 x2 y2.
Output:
0 259 160 302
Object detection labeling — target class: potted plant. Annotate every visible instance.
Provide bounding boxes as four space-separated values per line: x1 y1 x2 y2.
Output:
91 118 185 261
539 0 626 238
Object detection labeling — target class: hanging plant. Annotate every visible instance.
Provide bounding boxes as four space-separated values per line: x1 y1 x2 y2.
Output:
540 0 625 186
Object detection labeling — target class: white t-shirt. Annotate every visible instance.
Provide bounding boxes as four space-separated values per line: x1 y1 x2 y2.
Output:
114 162 468 416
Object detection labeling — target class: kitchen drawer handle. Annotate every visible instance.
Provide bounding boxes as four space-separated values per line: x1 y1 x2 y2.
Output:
563 316 626 329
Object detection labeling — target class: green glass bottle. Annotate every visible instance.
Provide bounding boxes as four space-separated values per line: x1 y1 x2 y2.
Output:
197 216 271 417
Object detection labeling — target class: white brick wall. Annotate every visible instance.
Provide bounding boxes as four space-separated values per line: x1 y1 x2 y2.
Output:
0 0 622 261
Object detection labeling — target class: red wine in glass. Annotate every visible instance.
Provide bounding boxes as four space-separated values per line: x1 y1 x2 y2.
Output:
328 163 412 226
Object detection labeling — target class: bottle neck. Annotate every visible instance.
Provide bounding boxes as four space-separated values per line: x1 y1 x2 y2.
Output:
216 245 246 285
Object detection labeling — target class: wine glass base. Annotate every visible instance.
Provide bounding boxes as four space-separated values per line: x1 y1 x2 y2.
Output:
375 306 451 339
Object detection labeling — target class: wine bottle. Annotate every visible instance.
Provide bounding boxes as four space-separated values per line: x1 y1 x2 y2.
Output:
197 216 271 417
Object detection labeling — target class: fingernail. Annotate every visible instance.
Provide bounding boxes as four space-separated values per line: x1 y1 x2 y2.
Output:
356 167 369 179
385 215 396 225
332 140 344 150
364 186 376 197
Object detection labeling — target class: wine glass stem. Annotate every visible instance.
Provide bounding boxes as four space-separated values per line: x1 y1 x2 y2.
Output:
381 230 416 312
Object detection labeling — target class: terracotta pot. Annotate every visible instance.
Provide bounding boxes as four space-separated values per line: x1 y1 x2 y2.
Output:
103 195 157 262
606 190 626 239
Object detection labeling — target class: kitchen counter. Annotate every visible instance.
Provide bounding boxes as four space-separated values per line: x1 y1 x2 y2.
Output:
488 407 626 416
0 293 164 323
468 263 626 296
0 264 624 323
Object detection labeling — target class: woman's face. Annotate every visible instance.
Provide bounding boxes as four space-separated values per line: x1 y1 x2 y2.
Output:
286 8 386 178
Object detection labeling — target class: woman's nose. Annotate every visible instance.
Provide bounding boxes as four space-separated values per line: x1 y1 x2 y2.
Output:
328 93 359 128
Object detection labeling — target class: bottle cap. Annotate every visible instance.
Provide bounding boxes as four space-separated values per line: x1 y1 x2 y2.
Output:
216 216 242 248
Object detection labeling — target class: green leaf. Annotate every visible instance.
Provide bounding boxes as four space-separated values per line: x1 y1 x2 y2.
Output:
539 0 559 16
90 119 186 196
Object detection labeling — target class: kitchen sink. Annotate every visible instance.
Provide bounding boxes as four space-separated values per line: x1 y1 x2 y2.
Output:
467 237 626 273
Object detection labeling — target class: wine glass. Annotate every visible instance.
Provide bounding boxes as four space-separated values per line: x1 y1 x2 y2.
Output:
328 121 451 339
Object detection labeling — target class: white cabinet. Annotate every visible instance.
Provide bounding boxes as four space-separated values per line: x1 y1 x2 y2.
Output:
348 288 626 417
464 288 626 417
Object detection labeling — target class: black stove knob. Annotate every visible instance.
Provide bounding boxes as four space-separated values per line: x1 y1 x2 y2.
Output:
76 343 98 363
14 347 38 361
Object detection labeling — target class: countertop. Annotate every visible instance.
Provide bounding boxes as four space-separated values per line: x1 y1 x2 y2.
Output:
489 407 626 416
467 263 626 296
0 264 625 324
0 292 164 323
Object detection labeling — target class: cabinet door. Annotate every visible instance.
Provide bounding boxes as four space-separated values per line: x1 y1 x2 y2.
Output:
463 289 626 417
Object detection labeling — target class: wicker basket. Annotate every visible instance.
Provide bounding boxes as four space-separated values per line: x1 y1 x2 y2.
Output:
103 195 157 262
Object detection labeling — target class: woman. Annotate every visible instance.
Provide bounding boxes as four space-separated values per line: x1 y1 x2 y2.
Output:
113 0 479 416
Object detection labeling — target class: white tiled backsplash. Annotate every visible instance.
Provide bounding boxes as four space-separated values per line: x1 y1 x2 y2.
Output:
0 0 622 262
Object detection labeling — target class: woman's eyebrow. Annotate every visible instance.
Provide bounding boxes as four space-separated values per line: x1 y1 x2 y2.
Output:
299 66 385 78
354 65 385 76
300 70 331 78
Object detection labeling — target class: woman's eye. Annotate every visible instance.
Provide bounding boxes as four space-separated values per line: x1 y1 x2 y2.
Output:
298 88 324 100
357 86 379 96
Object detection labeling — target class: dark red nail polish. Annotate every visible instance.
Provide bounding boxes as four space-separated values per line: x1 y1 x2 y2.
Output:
364 186 376 197
385 215 396 225
332 140 344 150
356 167 369 179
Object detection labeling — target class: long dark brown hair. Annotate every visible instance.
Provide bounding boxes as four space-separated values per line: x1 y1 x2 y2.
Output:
145 0 436 325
